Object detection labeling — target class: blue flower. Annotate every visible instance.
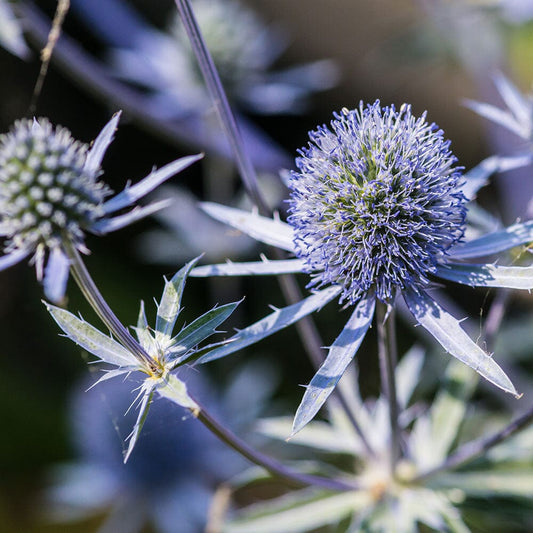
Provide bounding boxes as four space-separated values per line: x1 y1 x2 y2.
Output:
0 112 201 302
189 101 533 433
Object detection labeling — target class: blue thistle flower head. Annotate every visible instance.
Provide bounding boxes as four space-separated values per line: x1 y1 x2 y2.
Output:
0 118 109 262
288 101 467 303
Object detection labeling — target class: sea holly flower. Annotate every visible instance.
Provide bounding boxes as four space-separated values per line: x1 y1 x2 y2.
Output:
45 258 242 461
190 101 533 433
0 112 201 302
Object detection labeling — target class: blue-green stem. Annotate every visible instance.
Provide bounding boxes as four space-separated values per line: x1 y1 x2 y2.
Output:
376 302 401 475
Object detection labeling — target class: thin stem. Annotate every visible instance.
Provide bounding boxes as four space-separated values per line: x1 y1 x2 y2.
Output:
412 404 533 484
376 301 400 475
173 0 269 214
194 401 358 492
63 240 156 372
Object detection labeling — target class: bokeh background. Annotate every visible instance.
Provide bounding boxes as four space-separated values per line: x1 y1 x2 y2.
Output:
1 1 532 531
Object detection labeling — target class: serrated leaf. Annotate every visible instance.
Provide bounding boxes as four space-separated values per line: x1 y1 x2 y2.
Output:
191 258 306 277
45 303 138 367
435 262 533 290
403 288 517 396
155 257 201 338
292 293 375 436
450 220 533 259
166 300 241 361
195 286 341 365
124 385 155 463
200 202 295 252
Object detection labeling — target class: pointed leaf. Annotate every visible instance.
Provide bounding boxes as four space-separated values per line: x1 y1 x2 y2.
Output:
191 258 306 277
200 202 296 252
103 154 202 214
43 247 70 304
85 112 121 174
0 0 30 59
167 301 241 360
292 293 375 436
225 489 370 533
464 99 525 138
137 300 148 330
460 153 533 201
493 72 531 126
155 257 201 338
124 385 155 462
195 286 341 365
450 220 533 259
92 199 172 234
395 345 425 410
435 262 533 290
45 303 138 367
403 288 517 396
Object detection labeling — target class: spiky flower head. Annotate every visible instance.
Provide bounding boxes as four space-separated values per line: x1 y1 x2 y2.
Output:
0 118 109 273
288 101 467 304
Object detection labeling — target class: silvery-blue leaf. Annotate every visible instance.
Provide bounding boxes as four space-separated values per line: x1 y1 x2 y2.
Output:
155 257 201 338
0 247 30 271
464 99 525 138
191 258 305 277
84 112 121 174
0 0 30 59
45 303 138 367
137 300 148 330
103 154 202 214
124 385 155 463
403 288 517 396
196 286 341 365
93 199 172 234
450 220 533 259
43 247 70 303
493 72 531 128
166 300 241 361
155 373 199 412
200 202 295 252
460 153 533 201
435 263 533 290
292 293 375 436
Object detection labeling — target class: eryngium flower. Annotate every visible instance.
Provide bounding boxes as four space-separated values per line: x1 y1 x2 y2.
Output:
0 113 200 302
288 101 466 303
189 101 533 433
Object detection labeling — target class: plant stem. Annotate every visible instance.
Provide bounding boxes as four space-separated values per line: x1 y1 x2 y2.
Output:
376 301 400 475
194 401 358 492
63 239 156 372
174 0 268 214
412 404 533 484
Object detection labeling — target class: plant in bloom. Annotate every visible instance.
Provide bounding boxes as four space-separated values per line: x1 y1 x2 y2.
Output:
45 258 242 461
0 112 201 302
190 100 533 433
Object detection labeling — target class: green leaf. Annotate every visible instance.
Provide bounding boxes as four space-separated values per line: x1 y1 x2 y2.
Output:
403 288 518 397
224 489 370 533
155 257 201 338
45 303 138 368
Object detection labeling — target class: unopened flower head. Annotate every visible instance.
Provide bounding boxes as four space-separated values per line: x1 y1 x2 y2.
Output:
0 118 109 258
288 101 467 303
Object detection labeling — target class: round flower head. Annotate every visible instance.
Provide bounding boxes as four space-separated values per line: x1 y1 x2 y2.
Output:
0 113 201 303
288 101 467 303
0 118 109 271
